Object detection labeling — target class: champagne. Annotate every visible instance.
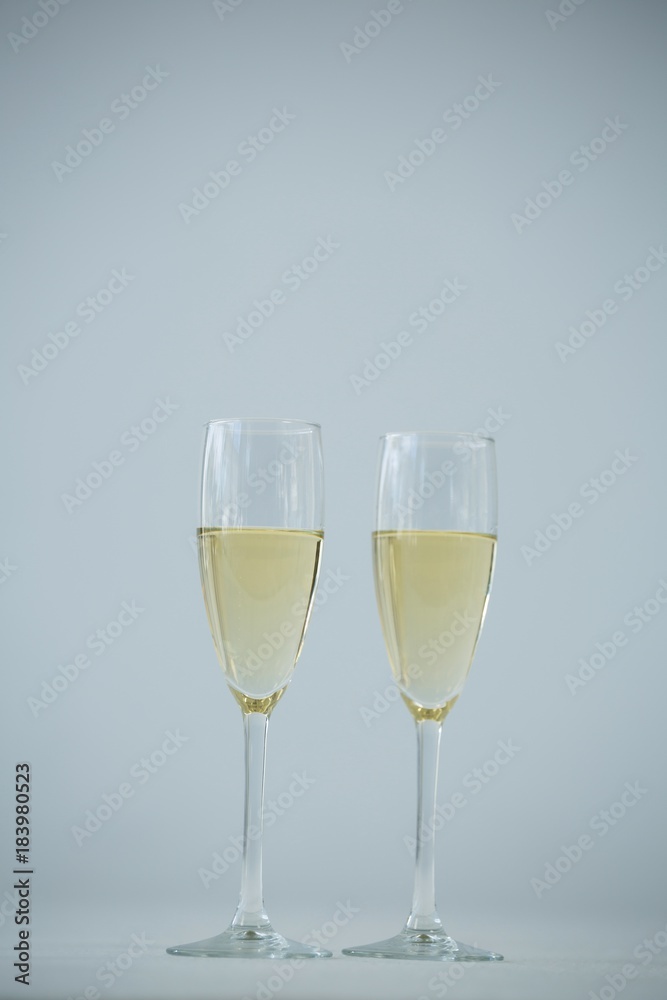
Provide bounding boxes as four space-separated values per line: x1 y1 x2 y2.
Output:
198 527 323 712
373 531 496 722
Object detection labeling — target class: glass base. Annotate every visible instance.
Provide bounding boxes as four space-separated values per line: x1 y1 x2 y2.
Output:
166 924 332 959
342 927 503 962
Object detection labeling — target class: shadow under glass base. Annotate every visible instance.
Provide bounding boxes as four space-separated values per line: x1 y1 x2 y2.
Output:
166 924 332 959
342 927 503 962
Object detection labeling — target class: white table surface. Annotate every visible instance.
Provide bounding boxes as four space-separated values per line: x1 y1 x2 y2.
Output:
4 908 667 1000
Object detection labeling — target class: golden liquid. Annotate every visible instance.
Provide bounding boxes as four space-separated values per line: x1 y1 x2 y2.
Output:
198 528 323 711
373 531 496 721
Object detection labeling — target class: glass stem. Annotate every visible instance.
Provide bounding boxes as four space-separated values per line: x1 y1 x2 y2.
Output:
231 711 271 929
406 718 444 933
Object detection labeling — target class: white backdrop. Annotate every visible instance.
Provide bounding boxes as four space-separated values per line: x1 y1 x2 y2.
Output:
1 1 666 997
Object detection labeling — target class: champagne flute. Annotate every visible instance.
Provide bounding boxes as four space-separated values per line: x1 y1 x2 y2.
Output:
343 431 503 962
167 418 330 959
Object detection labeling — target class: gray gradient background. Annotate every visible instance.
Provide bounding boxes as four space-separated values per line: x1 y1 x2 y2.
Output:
1 1 666 997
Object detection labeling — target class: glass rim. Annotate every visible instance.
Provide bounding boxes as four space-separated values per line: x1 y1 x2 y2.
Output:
204 417 321 430
380 430 495 444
